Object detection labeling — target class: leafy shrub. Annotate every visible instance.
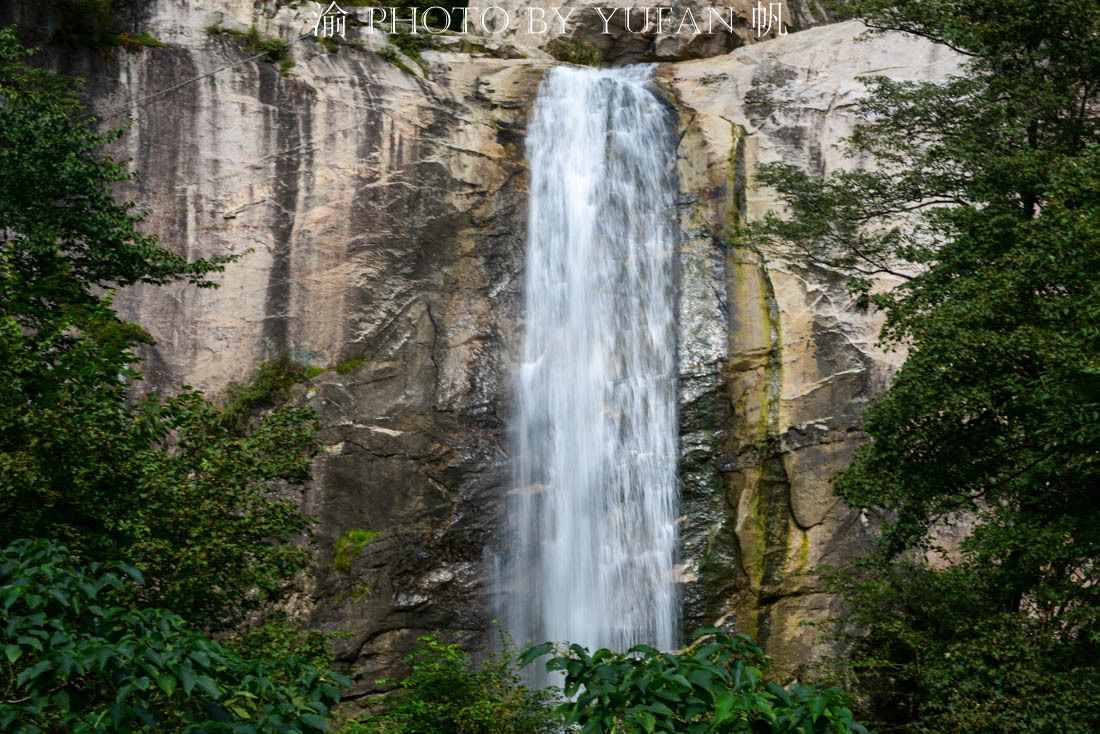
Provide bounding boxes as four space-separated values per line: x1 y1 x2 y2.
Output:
206 25 294 74
0 342 320 629
334 356 367 375
830 557 1100 734
521 627 867 734
389 32 433 62
375 33 434 76
112 31 166 50
377 45 416 76
221 357 322 433
544 37 602 66
0 539 350 733
228 613 339 671
333 529 381 573
743 0 1100 729
344 635 559 734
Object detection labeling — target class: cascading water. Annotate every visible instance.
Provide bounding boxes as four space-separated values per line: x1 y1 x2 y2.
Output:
499 65 680 662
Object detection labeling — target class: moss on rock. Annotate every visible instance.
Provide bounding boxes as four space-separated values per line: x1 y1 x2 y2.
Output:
333 529 381 573
545 37 603 66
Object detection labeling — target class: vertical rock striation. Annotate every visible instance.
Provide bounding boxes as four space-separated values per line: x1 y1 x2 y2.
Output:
663 20 960 672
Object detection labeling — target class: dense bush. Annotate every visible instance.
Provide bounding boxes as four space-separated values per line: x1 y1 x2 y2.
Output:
0 539 349 733
811 145 1100 734
219 357 323 434
341 629 868 734
229 614 339 673
831 559 1100 733
0 25 347 730
343 635 559 734
522 628 867 734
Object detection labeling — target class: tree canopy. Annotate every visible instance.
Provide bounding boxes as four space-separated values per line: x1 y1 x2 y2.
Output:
0 539 348 733
0 26 318 631
0 23 350 731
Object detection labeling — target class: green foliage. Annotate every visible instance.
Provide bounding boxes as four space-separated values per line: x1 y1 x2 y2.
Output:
389 31 432 64
0 26 226 320
835 148 1100 551
333 529 381 573
334 356 368 375
345 635 559 734
544 37 602 66
745 2 1100 731
0 323 319 628
0 26 342 731
206 25 294 74
344 631 866 734
377 45 416 76
111 31 166 50
522 627 866 734
229 614 339 671
0 27 317 631
0 539 350 733
221 357 322 433
824 157 1100 729
830 558 1100 733
374 33 433 76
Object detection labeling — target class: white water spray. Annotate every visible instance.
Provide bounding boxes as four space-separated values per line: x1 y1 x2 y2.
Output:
499 65 680 659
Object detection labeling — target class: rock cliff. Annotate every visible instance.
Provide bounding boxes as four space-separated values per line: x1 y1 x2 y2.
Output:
664 23 959 671
3 0 958 689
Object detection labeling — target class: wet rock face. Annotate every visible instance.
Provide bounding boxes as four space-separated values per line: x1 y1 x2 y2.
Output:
662 20 961 673
9 0 960 686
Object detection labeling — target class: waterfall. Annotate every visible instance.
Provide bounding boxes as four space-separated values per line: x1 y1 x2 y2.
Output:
500 65 680 661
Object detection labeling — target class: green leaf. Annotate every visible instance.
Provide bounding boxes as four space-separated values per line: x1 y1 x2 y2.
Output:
713 690 735 724
580 720 603 734
156 674 177 696
195 675 221 699
517 641 553 667
646 701 675 717
300 713 328 731
179 665 196 695
631 709 656 733
16 659 51 686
